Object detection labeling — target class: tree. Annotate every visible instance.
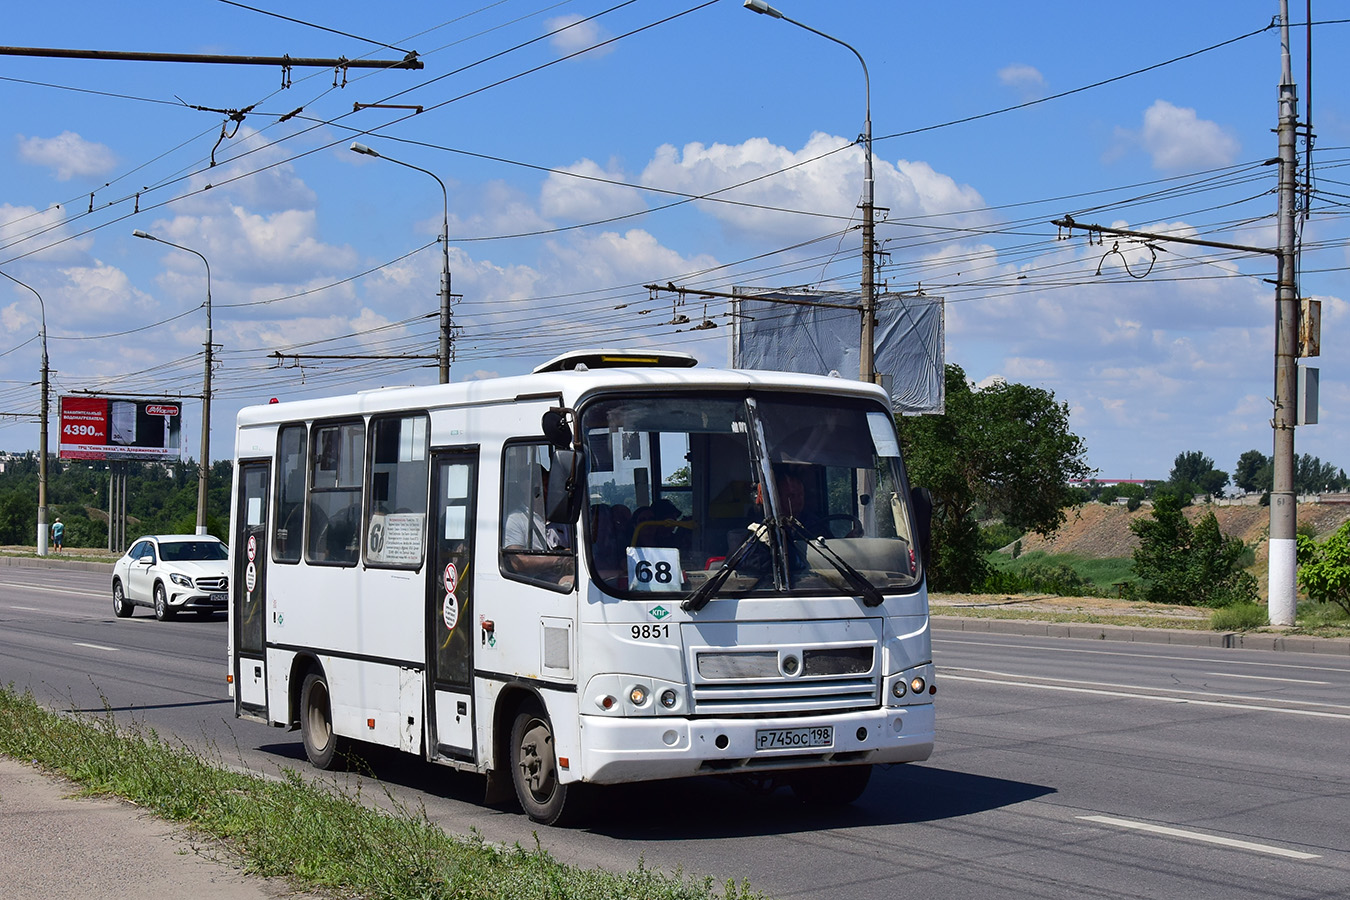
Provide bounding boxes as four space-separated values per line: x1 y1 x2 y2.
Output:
900 365 1094 592
1234 450 1271 494
1127 495 1258 607
1168 451 1228 499
1297 521 1350 615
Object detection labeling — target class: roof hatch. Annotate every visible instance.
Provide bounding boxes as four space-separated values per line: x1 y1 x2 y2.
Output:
531 349 698 373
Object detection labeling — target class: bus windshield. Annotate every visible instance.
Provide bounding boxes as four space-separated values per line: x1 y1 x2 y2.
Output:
581 391 921 600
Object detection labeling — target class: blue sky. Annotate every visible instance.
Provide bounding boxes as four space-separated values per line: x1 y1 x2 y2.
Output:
1 0 1346 483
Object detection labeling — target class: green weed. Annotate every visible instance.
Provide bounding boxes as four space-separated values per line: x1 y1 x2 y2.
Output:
0 687 760 900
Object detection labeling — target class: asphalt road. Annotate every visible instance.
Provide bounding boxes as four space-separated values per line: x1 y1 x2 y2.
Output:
3 565 1348 899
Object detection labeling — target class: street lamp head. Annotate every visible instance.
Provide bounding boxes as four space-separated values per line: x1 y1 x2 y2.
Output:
350 142 380 158
132 229 157 241
744 0 784 18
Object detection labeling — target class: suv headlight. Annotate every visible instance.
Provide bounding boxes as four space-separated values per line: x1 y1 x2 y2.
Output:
170 573 194 588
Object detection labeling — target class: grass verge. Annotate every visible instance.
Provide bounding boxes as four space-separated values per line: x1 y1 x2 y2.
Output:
0 687 760 900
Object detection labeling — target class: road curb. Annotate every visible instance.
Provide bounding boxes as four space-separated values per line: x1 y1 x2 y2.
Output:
0 555 114 575
931 615 1350 656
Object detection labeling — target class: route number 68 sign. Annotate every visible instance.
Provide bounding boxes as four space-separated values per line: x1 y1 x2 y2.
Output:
626 547 683 592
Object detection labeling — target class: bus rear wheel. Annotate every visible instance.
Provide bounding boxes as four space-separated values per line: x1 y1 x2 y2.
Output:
789 764 873 806
300 671 344 770
509 702 575 825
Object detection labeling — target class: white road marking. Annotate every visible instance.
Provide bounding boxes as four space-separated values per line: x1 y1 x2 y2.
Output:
1078 815 1321 860
9 606 41 612
1203 671 1329 685
942 673 1350 720
72 642 119 652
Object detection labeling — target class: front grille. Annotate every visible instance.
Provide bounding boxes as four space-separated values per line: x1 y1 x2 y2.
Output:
803 646 872 676
691 645 878 716
196 576 228 591
692 676 878 716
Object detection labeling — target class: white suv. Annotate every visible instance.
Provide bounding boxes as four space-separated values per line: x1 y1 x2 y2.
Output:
112 535 230 621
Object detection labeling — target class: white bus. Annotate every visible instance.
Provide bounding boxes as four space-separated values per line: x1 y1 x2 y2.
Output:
227 350 935 824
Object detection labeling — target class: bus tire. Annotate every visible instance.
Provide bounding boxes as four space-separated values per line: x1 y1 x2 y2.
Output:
300 671 344 770
789 764 873 806
112 580 133 618
153 583 174 621
509 702 573 825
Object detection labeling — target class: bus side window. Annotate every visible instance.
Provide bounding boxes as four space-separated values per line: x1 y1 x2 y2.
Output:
274 424 306 563
500 442 574 589
307 420 365 566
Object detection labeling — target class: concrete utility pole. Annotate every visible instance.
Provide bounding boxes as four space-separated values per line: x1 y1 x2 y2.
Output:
743 0 877 383
1052 3 1304 624
1269 0 1300 626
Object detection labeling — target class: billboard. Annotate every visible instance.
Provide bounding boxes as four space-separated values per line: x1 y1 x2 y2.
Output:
731 289 946 414
59 396 183 461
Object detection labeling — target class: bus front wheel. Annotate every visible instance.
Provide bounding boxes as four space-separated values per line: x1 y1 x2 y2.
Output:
509 702 573 825
300 671 344 770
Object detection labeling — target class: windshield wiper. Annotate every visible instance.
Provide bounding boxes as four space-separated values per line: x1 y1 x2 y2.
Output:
783 518 886 607
681 521 766 612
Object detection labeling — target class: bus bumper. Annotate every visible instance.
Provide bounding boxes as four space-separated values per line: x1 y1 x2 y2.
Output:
575 704 934 784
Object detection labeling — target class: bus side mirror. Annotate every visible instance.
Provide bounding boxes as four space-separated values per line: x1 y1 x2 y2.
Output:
910 486 933 571
547 449 585 525
541 408 574 449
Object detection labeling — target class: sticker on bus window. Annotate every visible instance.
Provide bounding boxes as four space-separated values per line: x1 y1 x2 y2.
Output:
867 411 901 458
626 547 683 592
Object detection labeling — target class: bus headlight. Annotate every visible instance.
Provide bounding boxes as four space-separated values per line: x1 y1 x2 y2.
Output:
629 685 649 707
892 679 907 698
909 676 927 695
660 689 678 709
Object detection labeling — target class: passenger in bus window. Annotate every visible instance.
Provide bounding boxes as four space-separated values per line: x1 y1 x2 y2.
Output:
502 465 574 587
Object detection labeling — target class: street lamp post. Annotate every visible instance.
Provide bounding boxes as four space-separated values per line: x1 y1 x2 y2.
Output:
744 0 876 383
133 230 213 535
350 142 453 384
1 271 50 555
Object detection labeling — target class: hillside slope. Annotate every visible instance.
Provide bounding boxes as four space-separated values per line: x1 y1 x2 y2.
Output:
1014 500 1350 560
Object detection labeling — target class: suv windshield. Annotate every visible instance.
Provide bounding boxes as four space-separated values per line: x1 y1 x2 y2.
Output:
581 391 921 600
159 540 228 562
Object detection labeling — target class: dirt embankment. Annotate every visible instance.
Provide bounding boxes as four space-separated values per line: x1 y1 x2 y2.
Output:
1013 500 1350 560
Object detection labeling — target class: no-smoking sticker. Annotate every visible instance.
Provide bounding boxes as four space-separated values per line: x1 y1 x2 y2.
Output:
247 534 257 561
443 562 458 595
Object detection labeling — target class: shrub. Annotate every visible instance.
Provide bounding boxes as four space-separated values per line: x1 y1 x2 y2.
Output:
1297 521 1350 615
1126 495 1259 607
1210 602 1268 631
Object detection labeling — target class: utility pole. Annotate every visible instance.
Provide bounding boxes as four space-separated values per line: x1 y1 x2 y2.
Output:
1051 3 1304 624
1269 0 1300 626
743 1 877 383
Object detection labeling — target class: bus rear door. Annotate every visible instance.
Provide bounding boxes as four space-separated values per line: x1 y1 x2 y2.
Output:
233 459 270 721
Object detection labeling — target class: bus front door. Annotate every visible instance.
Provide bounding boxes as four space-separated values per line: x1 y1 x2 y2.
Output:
233 460 270 720
427 450 478 761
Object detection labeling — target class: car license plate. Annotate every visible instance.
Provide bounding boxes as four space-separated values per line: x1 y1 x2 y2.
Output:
755 725 833 750
209 592 227 604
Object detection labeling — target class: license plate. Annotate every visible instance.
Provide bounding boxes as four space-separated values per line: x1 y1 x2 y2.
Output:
755 725 833 750
209 592 227 604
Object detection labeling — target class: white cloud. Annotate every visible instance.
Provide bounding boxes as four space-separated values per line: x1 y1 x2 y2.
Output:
1113 100 1240 171
641 133 985 244
540 159 646 222
140 206 358 289
16 131 116 181
998 64 1046 98
546 15 615 58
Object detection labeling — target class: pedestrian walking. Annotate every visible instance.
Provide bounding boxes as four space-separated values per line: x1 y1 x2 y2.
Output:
51 517 63 552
